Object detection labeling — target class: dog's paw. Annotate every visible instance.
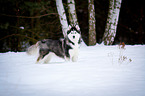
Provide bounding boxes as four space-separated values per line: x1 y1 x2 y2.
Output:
72 56 78 62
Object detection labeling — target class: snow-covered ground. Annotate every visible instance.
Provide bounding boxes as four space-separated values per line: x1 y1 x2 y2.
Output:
0 44 145 96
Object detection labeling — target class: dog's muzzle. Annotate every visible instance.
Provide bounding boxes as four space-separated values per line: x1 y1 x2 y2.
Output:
73 36 75 39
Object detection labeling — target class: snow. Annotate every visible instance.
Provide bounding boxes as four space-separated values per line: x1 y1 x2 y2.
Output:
19 26 24 29
0 45 145 96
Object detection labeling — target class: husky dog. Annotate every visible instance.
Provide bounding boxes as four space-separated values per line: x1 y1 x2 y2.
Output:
26 25 81 63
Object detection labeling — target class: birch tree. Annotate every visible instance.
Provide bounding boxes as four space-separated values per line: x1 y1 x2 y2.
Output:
88 0 96 45
102 0 122 45
67 0 78 25
56 0 68 37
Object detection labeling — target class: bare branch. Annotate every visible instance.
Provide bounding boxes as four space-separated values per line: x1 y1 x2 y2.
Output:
1 13 58 19
0 34 37 42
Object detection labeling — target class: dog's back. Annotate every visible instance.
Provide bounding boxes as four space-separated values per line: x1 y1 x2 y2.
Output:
26 39 67 63
40 39 65 58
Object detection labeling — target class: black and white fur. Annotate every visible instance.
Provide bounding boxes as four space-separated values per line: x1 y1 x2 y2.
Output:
26 25 81 63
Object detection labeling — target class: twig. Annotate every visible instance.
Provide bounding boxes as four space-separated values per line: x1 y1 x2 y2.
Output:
1 13 58 19
0 34 37 42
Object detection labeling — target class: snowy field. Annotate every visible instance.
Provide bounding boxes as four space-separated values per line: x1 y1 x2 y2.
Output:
0 44 145 96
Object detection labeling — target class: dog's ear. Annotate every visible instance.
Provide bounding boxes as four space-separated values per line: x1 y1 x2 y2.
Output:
59 38 64 42
75 24 80 31
67 25 72 35
68 25 72 31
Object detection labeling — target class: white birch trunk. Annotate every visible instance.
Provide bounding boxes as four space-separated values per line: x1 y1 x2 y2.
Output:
102 0 122 45
56 0 68 37
67 0 78 25
88 0 96 45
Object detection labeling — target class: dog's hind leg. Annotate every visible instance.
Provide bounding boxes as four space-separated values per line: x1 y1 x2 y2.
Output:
36 48 50 64
36 55 43 64
43 53 53 64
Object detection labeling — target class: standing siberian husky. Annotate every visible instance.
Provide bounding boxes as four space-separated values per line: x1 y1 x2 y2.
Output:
26 25 81 63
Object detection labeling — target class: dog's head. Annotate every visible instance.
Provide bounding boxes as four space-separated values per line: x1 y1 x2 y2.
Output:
67 25 81 45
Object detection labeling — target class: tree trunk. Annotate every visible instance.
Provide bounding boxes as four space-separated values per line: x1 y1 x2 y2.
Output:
88 0 96 46
67 0 78 25
56 0 68 37
102 0 122 45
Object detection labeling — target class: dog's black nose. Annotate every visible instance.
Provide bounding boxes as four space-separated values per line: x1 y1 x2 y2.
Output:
73 36 75 39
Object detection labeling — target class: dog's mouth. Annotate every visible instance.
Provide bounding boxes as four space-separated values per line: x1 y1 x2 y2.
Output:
73 36 75 39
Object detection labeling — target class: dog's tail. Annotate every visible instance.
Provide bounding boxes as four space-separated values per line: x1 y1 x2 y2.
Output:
26 41 40 55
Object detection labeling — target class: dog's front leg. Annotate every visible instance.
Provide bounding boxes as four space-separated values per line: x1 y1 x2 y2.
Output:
65 56 70 62
72 55 78 62
69 48 79 62
72 50 79 62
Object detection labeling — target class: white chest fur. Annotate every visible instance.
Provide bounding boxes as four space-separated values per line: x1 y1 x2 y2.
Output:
69 47 79 62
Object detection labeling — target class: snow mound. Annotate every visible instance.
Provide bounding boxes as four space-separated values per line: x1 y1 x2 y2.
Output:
0 45 145 96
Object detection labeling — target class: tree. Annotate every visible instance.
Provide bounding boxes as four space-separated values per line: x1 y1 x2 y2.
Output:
102 0 122 45
56 0 68 37
67 0 78 25
88 0 96 45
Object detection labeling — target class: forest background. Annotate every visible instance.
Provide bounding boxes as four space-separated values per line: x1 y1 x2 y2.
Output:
0 0 144 52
